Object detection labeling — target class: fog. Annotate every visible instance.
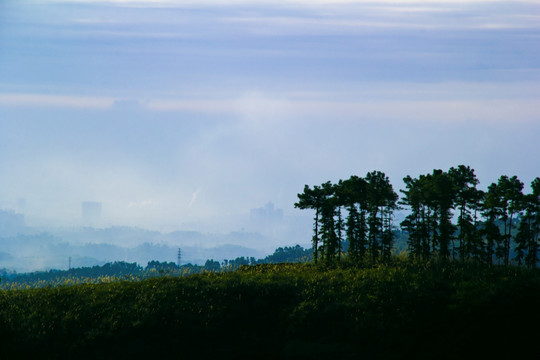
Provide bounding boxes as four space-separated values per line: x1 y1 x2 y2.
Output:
0 0 539 271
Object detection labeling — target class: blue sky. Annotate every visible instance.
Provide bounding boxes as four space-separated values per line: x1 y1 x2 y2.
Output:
0 0 539 232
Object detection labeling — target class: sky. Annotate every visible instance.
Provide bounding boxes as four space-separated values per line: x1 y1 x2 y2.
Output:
0 0 539 233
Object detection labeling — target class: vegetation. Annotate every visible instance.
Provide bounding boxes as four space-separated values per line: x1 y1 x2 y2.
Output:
296 166 540 267
0 245 312 289
0 260 538 359
295 172 398 264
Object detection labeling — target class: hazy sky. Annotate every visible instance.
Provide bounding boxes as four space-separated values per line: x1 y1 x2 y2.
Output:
1 0 539 231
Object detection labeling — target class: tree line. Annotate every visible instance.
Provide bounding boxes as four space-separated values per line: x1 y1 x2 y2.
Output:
1 245 312 289
296 166 540 267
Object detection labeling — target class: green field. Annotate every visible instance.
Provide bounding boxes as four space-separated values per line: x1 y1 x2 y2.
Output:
0 259 539 359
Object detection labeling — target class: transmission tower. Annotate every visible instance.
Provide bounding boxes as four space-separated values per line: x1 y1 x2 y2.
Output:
177 248 182 266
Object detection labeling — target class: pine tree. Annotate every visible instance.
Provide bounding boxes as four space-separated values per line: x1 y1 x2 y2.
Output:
469 188 486 261
341 176 368 260
424 169 456 261
333 181 347 261
482 183 503 265
366 171 397 262
295 184 325 263
496 175 524 265
515 178 540 267
449 165 480 261
401 175 422 260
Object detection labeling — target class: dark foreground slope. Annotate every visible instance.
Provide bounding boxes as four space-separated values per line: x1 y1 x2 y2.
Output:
0 261 539 359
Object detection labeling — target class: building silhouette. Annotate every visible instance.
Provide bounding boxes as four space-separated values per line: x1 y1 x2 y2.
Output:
0 209 25 236
81 201 102 227
249 202 283 236
250 202 283 222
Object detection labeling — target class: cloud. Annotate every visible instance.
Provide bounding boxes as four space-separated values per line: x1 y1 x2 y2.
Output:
47 0 516 4
112 99 144 111
5 0 539 99
3 80 539 124
0 93 114 109
146 99 235 113
148 81 540 124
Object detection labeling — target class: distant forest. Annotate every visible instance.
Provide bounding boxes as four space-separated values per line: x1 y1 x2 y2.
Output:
0 245 311 289
296 165 540 267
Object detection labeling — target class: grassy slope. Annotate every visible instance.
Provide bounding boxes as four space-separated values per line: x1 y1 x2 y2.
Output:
0 261 539 359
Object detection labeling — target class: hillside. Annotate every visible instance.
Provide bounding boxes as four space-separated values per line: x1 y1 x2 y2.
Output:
0 260 538 359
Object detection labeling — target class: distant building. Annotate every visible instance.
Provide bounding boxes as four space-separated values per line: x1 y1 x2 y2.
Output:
250 202 283 222
0 209 25 236
82 201 102 226
249 202 283 236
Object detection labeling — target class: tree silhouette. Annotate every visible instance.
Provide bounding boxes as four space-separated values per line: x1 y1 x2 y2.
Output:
319 181 339 263
449 165 481 261
515 178 540 267
365 171 398 262
495 175 524 265
342 176 368 260
295 184 325 263
401 170 456 261
297 167 537 268
482 183 503 265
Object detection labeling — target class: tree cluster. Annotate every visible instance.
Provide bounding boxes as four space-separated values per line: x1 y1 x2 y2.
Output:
297 166 540 267
295 171 398 263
